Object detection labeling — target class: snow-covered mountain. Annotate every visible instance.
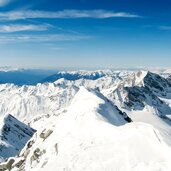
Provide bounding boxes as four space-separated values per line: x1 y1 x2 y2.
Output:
0 114 35 162
0 83 78 121
106 71 171 111
41 70 108 83
4 87 171 171
0 69 171 170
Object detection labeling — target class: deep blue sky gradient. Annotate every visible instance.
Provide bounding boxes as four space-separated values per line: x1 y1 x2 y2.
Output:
0 0 171 68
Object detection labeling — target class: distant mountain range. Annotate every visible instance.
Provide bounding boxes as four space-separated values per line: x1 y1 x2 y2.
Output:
0 67 171 86
0 69 171 170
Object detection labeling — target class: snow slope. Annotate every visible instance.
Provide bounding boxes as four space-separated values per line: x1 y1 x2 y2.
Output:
8 87 171 171
0 83 78 121
0 70 170 171
0 70 169 128
0 114 36 162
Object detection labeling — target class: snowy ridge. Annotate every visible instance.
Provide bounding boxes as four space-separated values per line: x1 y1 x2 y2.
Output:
6 87 171 171
0 70 170 170
65 87 129 126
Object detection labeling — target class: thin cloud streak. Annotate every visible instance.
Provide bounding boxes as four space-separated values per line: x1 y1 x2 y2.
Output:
0 24 52 32
159 26 171 30
0 34 91 43
143 25 171 31
0 9 141 20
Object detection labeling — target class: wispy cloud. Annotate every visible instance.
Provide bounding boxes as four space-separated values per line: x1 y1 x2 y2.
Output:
159 26 171 30
0 0 11 7
0 24 52 32
143 25 171 31
0 34 91 43
0 9 140 20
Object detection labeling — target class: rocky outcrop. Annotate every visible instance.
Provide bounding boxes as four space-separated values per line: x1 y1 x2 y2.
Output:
144 71 171 96
40 129 53 140
0 114 36 161
0 158 15 170
107 71 171 116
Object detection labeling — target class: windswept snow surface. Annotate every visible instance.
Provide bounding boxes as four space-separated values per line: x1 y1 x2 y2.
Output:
9 87 171 171
0 70 170 171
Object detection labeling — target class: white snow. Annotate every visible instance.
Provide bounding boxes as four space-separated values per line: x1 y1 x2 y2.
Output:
0 83 78 121
10 87 171 171
0 70 170 171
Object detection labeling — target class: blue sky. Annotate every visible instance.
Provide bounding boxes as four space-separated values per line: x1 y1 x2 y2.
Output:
0 0 171 69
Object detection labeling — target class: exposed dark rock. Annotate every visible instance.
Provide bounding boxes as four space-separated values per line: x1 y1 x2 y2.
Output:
0 114 36 160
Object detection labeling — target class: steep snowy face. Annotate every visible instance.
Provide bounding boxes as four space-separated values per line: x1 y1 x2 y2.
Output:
104 71 171 116
0 114 36 162
144 71 171 96
8 87 171 171
107 70 168 89
118 70 148 87
110 85 171 115
167 75 171 83
0 83 78 121
65 87 130 126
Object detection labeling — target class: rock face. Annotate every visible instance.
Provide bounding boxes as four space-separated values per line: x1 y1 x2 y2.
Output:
167 75 171 83
0 158 15 170
40 129 53 140
122 85 170 113
0 114 36 161
106 71 171 116
144 71 171 96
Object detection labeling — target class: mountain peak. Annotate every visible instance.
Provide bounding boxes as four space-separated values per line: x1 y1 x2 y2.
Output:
0 114 36 161
68 86 128 127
